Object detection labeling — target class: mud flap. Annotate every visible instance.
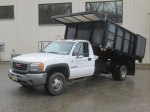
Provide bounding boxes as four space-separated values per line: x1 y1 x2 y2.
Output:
126 59 135 76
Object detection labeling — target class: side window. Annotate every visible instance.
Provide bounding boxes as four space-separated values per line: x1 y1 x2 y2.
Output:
72 43 83 56
78 43 83 56
72 42 89 57
83 42 89 57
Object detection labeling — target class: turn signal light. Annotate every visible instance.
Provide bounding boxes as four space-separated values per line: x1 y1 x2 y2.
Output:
38 62 44 72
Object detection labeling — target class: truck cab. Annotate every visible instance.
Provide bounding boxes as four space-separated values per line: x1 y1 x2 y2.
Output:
9 40 95 95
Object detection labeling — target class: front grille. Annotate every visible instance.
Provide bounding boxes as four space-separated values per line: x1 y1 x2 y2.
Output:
12 62 28 71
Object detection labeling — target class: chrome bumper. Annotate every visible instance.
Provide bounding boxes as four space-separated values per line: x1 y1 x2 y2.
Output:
8 68 47 86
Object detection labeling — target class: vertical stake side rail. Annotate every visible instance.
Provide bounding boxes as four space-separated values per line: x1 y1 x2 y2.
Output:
89 22 94 43
74 24 79 40
102 20 110 48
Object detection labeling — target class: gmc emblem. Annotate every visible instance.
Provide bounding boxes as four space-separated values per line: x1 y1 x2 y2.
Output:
15 63 21 67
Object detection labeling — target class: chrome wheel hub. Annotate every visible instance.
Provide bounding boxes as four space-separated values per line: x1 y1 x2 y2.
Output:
52 78 63 91
121 67 126 78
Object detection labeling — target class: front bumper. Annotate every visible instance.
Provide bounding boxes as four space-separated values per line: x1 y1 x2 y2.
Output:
8 68 47 86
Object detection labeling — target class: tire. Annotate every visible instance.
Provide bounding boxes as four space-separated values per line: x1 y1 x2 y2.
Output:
112 65 119 80
112 65 127 81
44 72 66 96
118 65 127 81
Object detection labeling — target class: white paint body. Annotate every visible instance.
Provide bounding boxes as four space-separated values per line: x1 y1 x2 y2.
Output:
12 40 95 79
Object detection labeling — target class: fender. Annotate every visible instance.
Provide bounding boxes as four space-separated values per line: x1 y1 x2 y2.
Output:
45 63 70 79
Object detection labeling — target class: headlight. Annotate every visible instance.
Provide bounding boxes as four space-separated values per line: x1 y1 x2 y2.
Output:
30 62 44 72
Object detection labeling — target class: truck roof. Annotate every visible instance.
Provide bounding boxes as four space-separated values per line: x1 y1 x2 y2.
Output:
55 39 89 43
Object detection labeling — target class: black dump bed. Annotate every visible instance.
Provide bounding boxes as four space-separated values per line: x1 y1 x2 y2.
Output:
52 11 147 62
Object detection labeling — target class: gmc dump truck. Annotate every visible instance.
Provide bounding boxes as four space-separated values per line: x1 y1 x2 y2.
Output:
8 11 146 95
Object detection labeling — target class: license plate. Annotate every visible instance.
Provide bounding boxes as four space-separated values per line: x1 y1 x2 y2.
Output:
12 75 17 81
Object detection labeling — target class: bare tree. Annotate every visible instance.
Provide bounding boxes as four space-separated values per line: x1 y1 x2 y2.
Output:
0 6 14 19
39 3 71 24
86 2 103 13
111 1 122 22
86 1 123 23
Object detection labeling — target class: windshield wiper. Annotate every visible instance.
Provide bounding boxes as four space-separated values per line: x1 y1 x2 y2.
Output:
49 51 59 54
39 50 47 53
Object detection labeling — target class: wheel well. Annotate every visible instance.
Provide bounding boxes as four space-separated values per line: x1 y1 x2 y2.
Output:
47 67 69 79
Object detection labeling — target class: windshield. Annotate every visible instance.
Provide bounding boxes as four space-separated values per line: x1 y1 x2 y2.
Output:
42 41 74 55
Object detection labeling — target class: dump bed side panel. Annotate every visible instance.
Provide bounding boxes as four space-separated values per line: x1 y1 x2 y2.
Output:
64 20 146 61
104 21 134 54
103 20 146 59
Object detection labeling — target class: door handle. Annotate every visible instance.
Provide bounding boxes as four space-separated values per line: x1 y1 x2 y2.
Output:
88 58 92 61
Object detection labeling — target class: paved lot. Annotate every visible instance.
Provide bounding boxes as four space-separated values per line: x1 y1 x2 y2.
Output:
0 65 150 112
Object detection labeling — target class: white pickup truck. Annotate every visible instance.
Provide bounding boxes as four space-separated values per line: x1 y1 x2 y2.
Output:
8 11 146 95
9 39 128 95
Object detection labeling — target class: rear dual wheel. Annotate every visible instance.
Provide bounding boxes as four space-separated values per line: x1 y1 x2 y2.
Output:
112 65 127 81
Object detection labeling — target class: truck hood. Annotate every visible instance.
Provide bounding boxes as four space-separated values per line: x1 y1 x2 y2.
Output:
12 53 65 62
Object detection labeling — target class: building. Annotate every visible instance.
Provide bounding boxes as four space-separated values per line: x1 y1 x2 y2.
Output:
0 0 149 63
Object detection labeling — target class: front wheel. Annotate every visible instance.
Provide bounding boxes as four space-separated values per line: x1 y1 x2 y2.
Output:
44 72 66 96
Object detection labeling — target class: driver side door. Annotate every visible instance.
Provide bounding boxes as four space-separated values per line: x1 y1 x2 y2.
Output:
69 42 92 79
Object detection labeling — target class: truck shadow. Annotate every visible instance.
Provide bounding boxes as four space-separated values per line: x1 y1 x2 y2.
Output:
7 74 137 112
10 74 134 97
